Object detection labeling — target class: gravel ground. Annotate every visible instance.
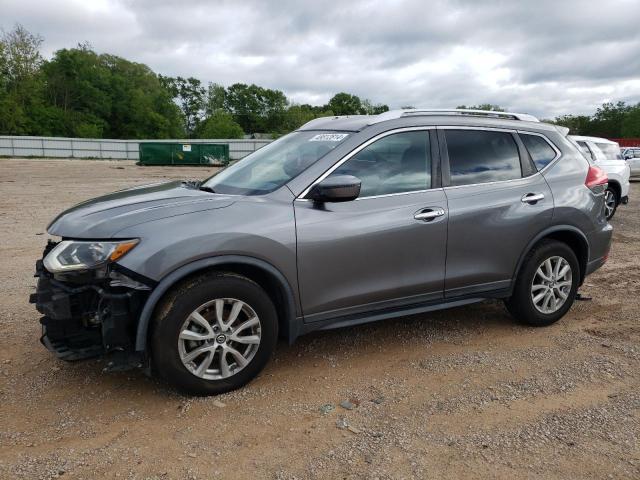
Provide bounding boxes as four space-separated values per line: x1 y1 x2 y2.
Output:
0 158 638 480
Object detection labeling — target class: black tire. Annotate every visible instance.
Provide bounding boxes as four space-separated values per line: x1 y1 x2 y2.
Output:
604 187 618 220
505 240 580 327
150 272 278 396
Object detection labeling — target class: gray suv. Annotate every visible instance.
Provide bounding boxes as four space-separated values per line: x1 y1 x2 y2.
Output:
31 109 612 395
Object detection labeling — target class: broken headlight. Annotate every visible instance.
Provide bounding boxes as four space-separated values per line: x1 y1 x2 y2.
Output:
43 239 139 273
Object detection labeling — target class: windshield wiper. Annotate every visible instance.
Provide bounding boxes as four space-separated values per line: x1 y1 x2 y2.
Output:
199 185 216 193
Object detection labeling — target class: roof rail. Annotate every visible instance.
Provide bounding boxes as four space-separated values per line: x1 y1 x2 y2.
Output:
368 108 540 125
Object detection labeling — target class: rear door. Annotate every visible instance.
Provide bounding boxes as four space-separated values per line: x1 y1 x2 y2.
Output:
294 129 448 322
439 127 555 297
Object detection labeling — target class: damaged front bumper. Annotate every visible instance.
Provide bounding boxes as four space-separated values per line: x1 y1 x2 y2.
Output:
29 241 152 371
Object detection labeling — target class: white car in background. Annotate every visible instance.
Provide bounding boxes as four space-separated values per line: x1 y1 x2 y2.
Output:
622 147 640 177
570 136 630 220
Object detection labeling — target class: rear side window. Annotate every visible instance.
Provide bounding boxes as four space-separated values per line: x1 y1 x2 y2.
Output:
331 131 431 197
445 130 521 186
594 143 623 160
520 133 557 170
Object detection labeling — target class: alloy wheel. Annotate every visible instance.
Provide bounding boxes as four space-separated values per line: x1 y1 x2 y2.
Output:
604 189 616 219
531 256 573 314
178 298 262 380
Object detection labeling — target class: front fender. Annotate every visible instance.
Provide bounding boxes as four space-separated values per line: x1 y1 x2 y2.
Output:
134 255 299 351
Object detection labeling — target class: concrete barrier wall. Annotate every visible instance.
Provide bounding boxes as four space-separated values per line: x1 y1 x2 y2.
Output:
0 136 272 161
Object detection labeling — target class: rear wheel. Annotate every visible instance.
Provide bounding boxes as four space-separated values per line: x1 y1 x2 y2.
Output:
604 187 618 220
505 240 579 327
151 273 278 395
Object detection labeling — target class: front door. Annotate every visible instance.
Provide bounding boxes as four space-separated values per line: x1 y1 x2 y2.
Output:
294 129 448 322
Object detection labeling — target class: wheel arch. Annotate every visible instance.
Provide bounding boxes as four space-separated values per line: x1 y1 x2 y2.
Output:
606 179 621 203
135 256 299 352
513 226 590 288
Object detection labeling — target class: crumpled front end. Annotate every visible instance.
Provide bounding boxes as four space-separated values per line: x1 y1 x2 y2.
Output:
30 241 152 370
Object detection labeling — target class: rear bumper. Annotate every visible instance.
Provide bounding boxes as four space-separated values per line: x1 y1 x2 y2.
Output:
584 223 613 278
585 255 608 276
30 258 148 370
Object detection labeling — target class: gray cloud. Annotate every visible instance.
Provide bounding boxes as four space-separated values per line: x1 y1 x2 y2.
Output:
2 0 639 118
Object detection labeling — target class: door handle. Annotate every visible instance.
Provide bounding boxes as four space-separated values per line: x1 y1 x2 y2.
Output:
521 193 545 204
414 208 446 221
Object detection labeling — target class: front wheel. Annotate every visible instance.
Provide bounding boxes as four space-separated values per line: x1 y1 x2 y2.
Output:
505 240 580 327
151 273 278 395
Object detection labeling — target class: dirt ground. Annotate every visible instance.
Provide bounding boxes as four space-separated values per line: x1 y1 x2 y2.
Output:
0 158 638 480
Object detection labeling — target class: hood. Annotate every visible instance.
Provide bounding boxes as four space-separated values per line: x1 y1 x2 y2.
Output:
48 181 235 238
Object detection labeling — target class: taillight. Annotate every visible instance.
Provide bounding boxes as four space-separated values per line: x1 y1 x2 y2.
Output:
585 165 608 193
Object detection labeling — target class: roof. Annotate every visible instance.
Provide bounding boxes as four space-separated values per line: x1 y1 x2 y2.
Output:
570 135 617 144
297 108 562 134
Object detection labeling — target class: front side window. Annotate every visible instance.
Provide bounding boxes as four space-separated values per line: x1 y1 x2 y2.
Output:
445 130 521 186
330 131 431 197
520 133 557 170
201 131 350 195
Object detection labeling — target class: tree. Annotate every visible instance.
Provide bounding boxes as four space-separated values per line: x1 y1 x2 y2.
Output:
159 76 205 137
204 82 226 116
621 104 640 138
590 101 631 138
326 92 363 115
361 99 389 115
1 24 43 85
224 83 288 134
0 24 47 135
281 104 334 131
42 46 183 138
552 115 593 135
197 111 244 139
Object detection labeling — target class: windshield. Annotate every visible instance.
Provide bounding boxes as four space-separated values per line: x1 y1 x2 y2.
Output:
201 131 350 195
593 142 622 160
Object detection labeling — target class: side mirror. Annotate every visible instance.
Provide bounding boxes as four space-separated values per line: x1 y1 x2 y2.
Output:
307 175 361 203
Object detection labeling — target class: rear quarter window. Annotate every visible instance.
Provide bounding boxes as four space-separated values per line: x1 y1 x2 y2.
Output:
520 133 558 170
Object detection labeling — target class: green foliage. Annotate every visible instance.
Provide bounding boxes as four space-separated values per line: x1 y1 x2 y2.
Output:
552 115 593 136
590 101 632 138
552 102 640 138
0 25 183 139
223 83 288 134
0 24 48 135
279 104 335 132
197 111 244 139
361 99 390 115
159 75 205 136
327 92 363 115
621 106 640 137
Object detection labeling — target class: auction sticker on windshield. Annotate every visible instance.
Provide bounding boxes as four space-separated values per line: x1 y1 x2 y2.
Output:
308 133 349 142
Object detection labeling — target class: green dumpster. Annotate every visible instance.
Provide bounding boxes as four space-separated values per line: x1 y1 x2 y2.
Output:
138 142 230 166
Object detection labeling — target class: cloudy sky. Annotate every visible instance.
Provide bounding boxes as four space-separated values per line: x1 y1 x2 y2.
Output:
2 0 639 118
